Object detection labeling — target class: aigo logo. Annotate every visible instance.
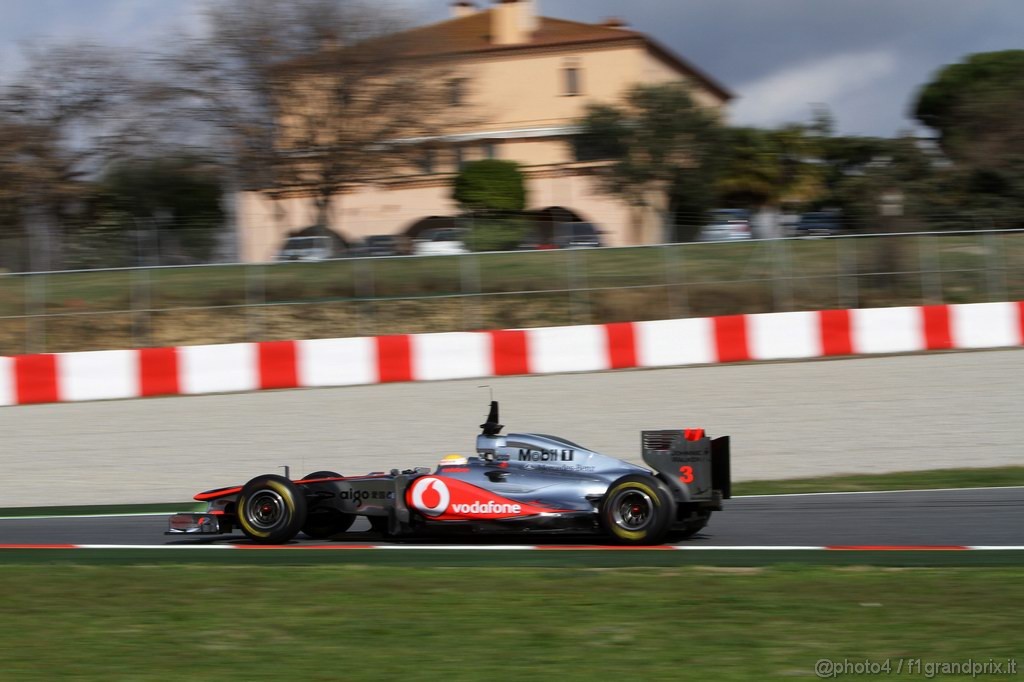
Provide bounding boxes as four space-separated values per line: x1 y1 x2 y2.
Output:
409 477 450 517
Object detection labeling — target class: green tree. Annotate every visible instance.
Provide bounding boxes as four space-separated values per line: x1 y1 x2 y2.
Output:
452 160 527 213
97 156 225 264
716 124 824 212
452 160 528 251
913 50 1024 228
574 83 722 243
914 50 1024 156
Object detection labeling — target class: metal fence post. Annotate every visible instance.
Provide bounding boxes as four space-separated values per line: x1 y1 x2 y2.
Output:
567 247 590 325
26 272 46 354
130 266 152 347
353 257 376 337
919 233 943 305
245 263 265 342
771 238 794 312
662 244 677 319
847 237 860 309
460 252 482 331
984 231 1007 303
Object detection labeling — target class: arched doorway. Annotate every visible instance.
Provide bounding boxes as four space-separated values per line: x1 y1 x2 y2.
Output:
529 206 590 243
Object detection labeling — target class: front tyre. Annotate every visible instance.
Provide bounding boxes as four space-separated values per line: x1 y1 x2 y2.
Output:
600 475 674 545
237 474 307 544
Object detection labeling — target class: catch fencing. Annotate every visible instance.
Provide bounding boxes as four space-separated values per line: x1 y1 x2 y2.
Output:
0 229 1021 355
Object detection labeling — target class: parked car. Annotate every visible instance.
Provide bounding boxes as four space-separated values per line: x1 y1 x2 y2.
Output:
519 222 604 250
795 210 844 236
556 222 603 248
362 235 400 257
413 228 469 256
698 209 752 242
275 235 333 261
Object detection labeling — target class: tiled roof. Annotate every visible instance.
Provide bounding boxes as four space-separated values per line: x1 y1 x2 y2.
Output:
364 10 733 101
397 12 643 55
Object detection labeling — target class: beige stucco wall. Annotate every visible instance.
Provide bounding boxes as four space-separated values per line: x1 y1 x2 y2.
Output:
237 19 729 261
239 168 634 261
451 42 653 131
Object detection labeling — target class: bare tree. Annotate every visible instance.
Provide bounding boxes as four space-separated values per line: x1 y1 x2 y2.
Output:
0 43 150 269
166 0 460 244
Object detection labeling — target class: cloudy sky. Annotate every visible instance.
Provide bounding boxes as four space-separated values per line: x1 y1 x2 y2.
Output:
2 0 1022 136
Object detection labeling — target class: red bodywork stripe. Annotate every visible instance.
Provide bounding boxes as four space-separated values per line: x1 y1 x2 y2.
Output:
490 329 530 376
14 354 59 405
713 315 750 363
258 340 298 390
194 486 243 501
139 347 180 397
604 322 637 370
921 305 953 350
819 309 853 356
684 428 705 441
376 335 413 383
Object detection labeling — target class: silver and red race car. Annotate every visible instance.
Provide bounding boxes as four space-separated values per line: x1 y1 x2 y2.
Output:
169 402 731 545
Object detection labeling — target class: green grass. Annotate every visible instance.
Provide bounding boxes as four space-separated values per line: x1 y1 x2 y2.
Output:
732 466 1024 496
0 565 1020 680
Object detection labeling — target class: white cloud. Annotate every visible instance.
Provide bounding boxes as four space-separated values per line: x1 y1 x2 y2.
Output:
731 48 899 129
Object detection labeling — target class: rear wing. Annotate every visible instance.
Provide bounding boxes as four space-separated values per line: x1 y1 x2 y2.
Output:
641 430 731 503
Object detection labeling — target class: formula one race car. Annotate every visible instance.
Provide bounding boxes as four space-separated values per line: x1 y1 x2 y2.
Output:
168 402 731 545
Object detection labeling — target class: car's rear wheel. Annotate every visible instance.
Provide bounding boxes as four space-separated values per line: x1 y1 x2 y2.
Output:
300 471 355 539
237 475 307 545
668 511 712 541
600 475 674 545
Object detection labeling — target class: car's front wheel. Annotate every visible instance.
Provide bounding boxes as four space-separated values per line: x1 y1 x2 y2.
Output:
599 475 674 545
237 474 307 544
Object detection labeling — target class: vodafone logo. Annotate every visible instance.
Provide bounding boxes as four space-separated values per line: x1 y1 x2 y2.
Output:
410 477 450 517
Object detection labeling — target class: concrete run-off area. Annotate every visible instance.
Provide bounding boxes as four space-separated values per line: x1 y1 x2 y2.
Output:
0 348 1020 506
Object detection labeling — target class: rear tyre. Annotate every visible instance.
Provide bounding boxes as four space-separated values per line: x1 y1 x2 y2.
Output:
300 471 355 539
237 474 307 545
668 511 712 541
600 475 674 545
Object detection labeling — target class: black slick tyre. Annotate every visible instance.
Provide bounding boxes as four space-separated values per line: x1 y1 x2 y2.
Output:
237 474 307 545
669 511 712 541
600 475 674 545
300 471 355 539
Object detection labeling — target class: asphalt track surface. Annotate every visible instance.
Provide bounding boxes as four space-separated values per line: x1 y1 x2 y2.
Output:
2 487 1021 548
2 348 1022 507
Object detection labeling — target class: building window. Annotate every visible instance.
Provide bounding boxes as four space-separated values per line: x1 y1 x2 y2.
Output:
563 66 582 96
482 142 497 160
453 146 465 171
449 78 467 106
419 148 436 175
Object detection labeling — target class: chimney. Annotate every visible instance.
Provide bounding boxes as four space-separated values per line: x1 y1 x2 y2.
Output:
451 1 478 18
601 17 629 29
492 0 538 46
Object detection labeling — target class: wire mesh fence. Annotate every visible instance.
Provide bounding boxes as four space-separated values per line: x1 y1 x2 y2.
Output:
0 229 1021 355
